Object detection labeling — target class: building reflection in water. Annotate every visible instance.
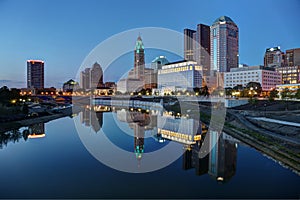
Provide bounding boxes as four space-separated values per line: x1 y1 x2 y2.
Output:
117 108 157 161
183 130 238 182
80 105 111 133
0 122 46 149
27 123 45 139
81 104 238 182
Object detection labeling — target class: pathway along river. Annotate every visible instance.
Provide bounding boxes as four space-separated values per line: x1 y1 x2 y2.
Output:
0 106 299 198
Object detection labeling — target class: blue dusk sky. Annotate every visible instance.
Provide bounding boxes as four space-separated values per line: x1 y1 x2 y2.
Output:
0 0 299 88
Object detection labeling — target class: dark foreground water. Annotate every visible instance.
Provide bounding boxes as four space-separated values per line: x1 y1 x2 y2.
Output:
0 107 299 198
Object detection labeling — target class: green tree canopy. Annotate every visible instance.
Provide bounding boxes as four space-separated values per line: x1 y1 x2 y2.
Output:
281 88 290 100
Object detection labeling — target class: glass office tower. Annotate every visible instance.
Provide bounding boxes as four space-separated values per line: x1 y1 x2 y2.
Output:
210 16 239 72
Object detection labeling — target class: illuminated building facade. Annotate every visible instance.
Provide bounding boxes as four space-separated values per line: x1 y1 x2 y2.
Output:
157 60 202 93
157 111 202 145
210 16 239 72
224 65 282 91
27 60 44 89
276 65 300 84
275 48 300 84
264 46 285 68
276 83 300 97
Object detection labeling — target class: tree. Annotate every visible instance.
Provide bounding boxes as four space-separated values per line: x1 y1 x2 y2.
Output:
0 86 10 104
281 88 290 100
9 88 20 98
145 88 152 96
295 89 300 99
269 89 278 101
246 82 262 97
107 89 114 95
202 85 209 97
211 86 224 96
233 84 244 91
0 86 21 106
225 87 233 96
115 91 122 95
193 87 201 95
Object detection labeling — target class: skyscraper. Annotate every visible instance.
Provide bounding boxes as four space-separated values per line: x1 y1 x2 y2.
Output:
264 46 285 68
195 24 211 75
27 60 44 89
90 62 103 89
210 16 239 72
80 62 103 91
134 35 145 80
118 35 157 92
184 29 196 61
80 68 91 90
184 24 210 75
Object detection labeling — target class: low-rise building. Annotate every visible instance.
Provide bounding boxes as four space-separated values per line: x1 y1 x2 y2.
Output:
36 87 57 96
63 79 79 92
157 60 202 94
20 88 36 96
224 65 281 91
276 83 300 92
117 78 143 94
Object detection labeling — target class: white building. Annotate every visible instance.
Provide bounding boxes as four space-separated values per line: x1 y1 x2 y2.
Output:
224 66 282 91
157 60 202 94
117 78 143 94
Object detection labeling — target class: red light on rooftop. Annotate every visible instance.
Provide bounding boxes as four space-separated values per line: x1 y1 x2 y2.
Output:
27 60 44 64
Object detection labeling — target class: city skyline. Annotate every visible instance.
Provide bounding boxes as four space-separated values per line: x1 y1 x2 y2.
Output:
0 0 300 88
0 1 300 198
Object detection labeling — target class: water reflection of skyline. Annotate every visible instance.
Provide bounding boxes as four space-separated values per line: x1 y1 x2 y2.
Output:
79 105 238 182
0 123 45 149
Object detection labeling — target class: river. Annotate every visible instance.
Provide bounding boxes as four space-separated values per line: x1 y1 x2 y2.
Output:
0 105 299 198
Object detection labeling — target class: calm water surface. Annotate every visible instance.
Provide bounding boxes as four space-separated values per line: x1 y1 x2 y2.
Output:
0 107 299 198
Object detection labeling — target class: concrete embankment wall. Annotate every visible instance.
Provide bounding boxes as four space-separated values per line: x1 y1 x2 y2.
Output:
247 118 300 139
225 99 249 108
93 98 163 110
